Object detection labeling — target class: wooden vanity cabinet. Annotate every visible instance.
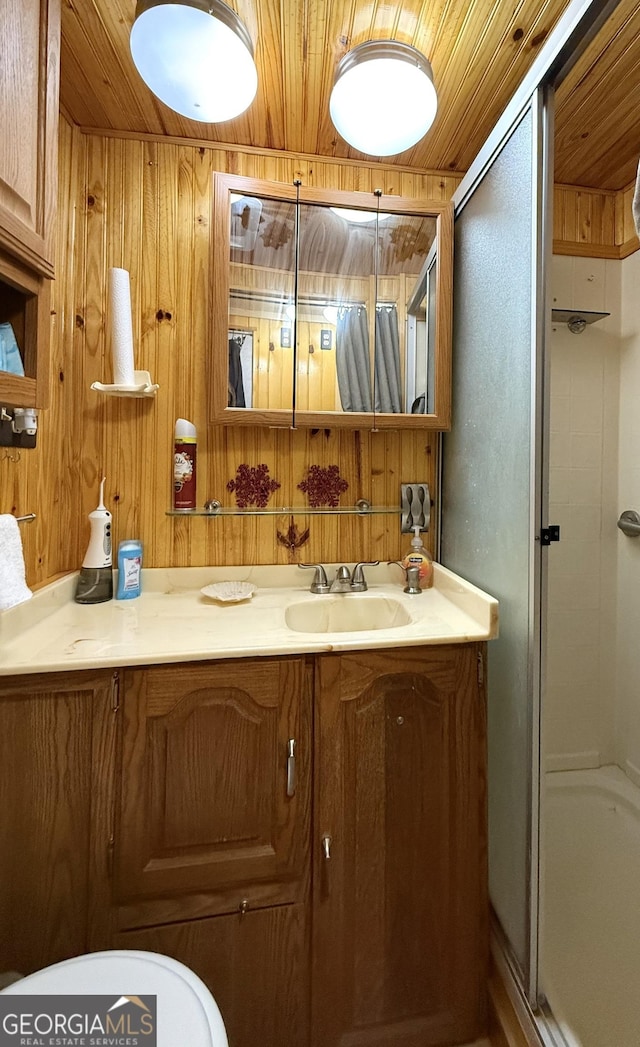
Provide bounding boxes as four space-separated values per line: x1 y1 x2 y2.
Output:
112 657 312 1047
0 0 60 408
0 0 60 278
0 643 486 1047
114 657 312 916
312 644 488 1047
0 669 117 975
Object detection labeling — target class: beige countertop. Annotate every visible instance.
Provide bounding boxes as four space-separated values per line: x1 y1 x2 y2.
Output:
0 563 499 676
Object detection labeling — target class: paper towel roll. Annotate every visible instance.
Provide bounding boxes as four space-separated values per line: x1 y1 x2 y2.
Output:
109 267 136 387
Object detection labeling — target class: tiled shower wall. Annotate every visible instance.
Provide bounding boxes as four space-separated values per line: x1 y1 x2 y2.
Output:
545 255 621 770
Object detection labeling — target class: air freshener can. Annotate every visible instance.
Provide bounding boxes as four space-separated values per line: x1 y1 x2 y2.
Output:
173 418 197 511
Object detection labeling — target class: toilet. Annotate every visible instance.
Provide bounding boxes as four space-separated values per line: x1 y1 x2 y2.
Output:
0 950 228 1047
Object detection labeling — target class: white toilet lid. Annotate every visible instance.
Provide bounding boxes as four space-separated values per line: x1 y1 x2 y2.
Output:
1 950 228 1047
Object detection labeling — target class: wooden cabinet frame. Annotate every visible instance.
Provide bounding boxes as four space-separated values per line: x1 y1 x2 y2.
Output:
211 173 453 430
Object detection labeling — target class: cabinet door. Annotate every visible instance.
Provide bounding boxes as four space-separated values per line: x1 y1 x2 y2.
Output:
312 644 487 1047
0 0 59 276
0 669 117 973
115 903 308 1047
116 657 311 917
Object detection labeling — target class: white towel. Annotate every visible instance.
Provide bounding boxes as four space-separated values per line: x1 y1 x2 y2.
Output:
0 515 32 611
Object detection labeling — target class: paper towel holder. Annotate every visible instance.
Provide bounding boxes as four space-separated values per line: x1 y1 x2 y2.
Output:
91 370 159 397
92 267 159 397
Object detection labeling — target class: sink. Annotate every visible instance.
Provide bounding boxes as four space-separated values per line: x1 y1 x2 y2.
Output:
285 596 413 634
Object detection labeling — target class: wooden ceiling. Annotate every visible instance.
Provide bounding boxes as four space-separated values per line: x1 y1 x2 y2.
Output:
60 0 640 191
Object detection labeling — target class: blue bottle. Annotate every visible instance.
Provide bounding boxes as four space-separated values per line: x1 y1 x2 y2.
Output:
116 539 142 599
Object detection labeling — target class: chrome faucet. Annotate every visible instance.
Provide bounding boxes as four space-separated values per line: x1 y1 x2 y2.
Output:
330 565 353 593
329 562 380 593
299 561 379 594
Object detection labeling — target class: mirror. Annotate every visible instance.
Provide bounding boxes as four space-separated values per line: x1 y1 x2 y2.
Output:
211 174 453 429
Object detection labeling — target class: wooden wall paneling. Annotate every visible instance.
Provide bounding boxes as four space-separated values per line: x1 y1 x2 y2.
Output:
43 118 86 580
307 428 342 561
103 136 142 552
82 132 110 534
13 129 454 588
616 179 640 257
155 142 182 563
552 183 622 258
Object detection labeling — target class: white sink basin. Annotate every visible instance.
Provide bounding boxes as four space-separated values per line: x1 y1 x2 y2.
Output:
285 595 413 634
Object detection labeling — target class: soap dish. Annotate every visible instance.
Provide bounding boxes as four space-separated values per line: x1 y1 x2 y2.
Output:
201 581 257 603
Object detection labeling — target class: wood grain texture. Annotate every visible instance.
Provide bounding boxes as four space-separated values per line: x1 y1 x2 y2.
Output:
58 0 640 194
116 903 310 1047
312 643 488 1047
0 0 60 276
554 0 640 191
0 119 86 586
0 247 51 409
116 659 311 909
0 670 114 973
552 180 640 258
1 122 442 588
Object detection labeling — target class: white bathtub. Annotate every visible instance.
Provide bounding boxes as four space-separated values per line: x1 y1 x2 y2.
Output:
540 766 640 1047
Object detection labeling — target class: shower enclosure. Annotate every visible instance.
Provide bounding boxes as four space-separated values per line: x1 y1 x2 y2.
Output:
538 250 640 1047
439 1 632 1043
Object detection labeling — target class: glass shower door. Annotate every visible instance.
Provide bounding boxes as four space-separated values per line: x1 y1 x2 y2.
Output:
440 88 551 1000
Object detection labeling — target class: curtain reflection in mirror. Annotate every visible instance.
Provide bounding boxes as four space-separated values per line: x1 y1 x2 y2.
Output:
336 305 404 413
375 305 402 413
336 306 372 412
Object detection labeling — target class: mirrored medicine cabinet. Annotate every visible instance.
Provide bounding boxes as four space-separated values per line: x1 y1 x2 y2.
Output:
211 173 453 430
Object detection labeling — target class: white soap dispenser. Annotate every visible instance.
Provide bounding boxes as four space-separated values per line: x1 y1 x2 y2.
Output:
74 476 114 603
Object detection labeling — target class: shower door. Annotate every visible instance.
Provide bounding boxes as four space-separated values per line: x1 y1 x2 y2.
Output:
440 87 552 1001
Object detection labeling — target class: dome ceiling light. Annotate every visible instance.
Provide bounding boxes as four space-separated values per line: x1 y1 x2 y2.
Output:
130 0 258 123
330 207 391 224
329 40 437 157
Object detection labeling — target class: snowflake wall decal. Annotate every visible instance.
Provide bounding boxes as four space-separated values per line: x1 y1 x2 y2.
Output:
298 465 349 508
227 464 281 508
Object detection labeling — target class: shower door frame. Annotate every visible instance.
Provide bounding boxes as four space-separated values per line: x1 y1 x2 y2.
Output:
442 0 623 1016
442 84 550 1007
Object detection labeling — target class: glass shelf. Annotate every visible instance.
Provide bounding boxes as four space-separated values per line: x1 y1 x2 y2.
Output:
166 502 401 518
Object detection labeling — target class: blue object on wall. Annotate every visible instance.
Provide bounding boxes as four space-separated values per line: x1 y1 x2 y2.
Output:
0 323 24 376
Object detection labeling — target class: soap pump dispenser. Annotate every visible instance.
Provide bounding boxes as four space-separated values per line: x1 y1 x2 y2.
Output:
401 525 434 589
74 476 113 604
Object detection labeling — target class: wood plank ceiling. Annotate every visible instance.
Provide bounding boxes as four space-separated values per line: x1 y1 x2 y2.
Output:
60 0 640 191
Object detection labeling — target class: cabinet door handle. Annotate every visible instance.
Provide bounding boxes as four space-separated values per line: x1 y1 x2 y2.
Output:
286 738 296 796
322 834 332 860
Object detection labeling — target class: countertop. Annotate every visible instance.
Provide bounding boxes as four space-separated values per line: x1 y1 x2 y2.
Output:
0 563 499 676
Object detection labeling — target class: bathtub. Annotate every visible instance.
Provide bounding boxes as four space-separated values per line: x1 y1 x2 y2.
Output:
540 766 640 1047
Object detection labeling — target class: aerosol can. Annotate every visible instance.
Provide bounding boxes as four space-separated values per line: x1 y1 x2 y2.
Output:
74 476 113 604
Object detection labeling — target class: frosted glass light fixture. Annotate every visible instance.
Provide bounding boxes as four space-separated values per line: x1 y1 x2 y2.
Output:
130 0 258 123
329 40 437 156
330 207 391 224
